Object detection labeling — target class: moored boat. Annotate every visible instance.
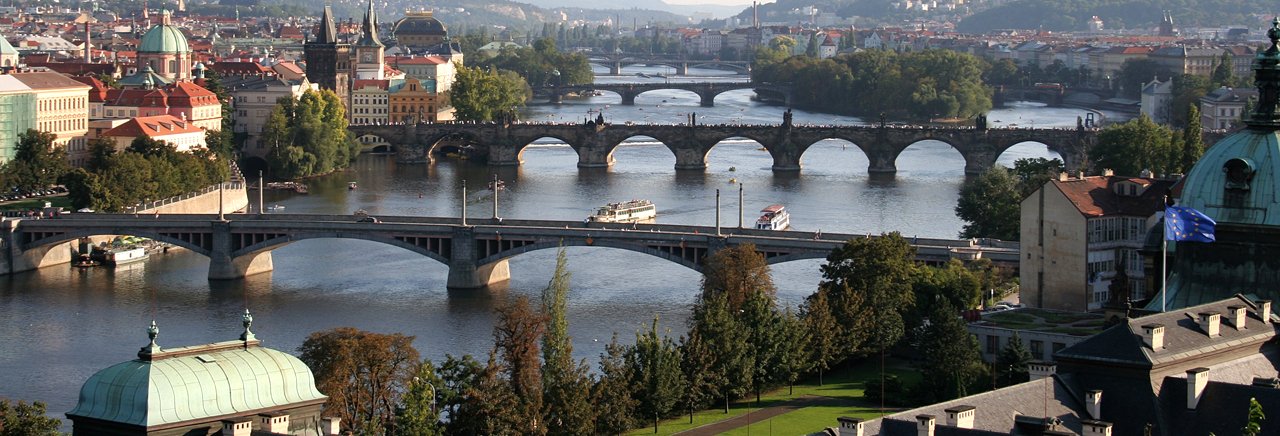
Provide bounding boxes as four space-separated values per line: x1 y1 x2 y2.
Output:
755 204 791 230
588 200 657 223
105 247 148 265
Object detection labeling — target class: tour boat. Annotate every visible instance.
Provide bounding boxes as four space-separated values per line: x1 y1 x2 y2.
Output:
267 204 285 212
105 247 148 265
755 204 791 230
588 200 657 223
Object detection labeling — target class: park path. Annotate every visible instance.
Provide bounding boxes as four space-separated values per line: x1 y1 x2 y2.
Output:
674 395 846 436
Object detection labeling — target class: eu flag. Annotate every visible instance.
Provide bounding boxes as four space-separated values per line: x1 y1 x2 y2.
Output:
1165 206 1216 242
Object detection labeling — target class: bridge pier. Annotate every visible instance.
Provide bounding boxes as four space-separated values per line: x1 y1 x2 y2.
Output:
963 150 997 176
488 142 524 166
208 221 274 280
575 144 616 168
620 91 637 106
698 91 715 107
447 227 510 289
673 145 708 170
675 63 688 76
867 150 898 174
548 92 564 104
609 63 621 76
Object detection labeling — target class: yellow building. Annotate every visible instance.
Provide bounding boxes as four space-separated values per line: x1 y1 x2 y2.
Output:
388 76 452 123
9 72 90 153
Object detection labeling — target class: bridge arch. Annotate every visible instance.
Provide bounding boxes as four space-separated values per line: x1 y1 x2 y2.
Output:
476 238 704 272
515 136 584 168
699 134 776 171
632 88 704 106
610 135 676 170
23 229 213 257
994 140 1065 167
889 138 971 175
791 138 873 174
357 133 394 153
231 232 451 266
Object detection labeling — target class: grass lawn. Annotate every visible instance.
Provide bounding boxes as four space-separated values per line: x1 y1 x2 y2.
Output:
626 358 920 436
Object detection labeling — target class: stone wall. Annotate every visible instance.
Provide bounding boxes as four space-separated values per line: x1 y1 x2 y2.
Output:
138 183 249 215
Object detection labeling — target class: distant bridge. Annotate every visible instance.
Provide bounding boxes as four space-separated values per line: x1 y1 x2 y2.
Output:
349 122 1097 175
531 82 792 107
587 54 752 75
4 214 1017 289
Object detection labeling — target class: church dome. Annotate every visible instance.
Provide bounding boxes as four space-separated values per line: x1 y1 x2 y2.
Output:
139 21 190 54
393 11 448 38
67 320 326 428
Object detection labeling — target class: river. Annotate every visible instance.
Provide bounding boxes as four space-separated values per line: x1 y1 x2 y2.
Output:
0 66 1124 423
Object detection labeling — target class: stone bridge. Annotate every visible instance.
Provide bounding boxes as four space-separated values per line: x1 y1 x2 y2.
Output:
350 122 1097 175
532 82 791 107
3 214 1018 289
586 54 752 75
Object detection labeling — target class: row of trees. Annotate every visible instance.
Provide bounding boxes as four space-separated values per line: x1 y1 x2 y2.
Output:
450 65 531 122
475 38 595 88
303 235 1010 434
752 46 993 120
261 89 360 179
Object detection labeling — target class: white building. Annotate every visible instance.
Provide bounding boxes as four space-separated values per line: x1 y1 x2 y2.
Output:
1140 77 1174 125
100 114 207 153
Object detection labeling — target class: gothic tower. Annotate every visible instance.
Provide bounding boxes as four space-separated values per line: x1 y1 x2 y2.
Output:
304 5 350 98
353 0 385 80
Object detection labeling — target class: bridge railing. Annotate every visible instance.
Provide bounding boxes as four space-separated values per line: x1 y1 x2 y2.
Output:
131 163 246 213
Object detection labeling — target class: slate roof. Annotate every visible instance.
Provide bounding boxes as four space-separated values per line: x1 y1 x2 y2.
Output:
1159 375 1280 435
1050 176 1173 218
1057 295 1277 368
866 375 1090 436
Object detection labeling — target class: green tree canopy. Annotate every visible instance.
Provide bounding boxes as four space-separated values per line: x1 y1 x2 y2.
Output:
450 64 530 122
263 89 359 179
627 316 685 433
394 361 444 435
1093 114 1180 176
0 399 61 436
539 249 596 435
297 327 420 433
820 233 917 354
955 165 1022 241
915 301 986 403
996 332 1033 387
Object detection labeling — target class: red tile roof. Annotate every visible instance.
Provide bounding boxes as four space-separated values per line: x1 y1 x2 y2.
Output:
101 114 203 138
1051 175 1174 218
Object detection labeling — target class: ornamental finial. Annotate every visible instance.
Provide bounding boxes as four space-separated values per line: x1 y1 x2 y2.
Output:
1270 17 1280 47
139 320 162 356
240 309 256 341
148 320 158 344
1247 17 1280 128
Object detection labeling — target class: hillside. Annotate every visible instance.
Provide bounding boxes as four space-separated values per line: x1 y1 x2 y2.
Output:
956 0 1274 33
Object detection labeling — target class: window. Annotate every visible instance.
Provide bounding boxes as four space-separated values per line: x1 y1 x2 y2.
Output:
1030 340 1044 358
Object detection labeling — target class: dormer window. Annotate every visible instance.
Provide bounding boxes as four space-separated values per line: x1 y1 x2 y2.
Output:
1223 157 1255 208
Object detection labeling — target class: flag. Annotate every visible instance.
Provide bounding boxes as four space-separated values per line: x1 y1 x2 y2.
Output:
1165 205 1216 242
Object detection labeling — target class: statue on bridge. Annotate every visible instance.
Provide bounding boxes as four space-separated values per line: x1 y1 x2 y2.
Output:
782 108 793 128
975 113 987 130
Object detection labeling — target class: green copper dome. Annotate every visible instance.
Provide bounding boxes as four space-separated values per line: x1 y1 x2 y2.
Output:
139 23 190 54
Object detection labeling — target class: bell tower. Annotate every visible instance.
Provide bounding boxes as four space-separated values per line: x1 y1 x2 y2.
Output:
304 5 350 97
353 0 385 80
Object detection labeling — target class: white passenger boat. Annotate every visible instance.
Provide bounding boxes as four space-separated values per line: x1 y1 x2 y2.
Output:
755 204 791 230
105 247 148 265
588 200 657 223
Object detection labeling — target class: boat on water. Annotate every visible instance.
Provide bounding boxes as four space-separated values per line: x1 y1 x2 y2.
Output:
105 247 148 265
348 182 358 190
588 199 657 223
755 204 791 230
267 204 285 212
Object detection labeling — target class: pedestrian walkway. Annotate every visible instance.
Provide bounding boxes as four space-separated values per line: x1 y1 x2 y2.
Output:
675 395 845 436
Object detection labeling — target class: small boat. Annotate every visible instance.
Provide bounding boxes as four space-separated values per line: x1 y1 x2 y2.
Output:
267 204 285 212
728 177 737 184
588 199 657 223
728 166 737 172
755 204 791 231
348 182 358 190
105 247 148 265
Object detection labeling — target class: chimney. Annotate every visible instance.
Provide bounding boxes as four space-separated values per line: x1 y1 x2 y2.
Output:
1082 420 1114 436
916 415 936 436
944 406 975 429
258 412 289 434
1085 390 1102 420
1076 170 1085 179
1058 172 1069 181
836 417 864 436
320 417 341 436
1141 324 1165 350
1102 168 1114 177
1198 312 1221 337
84 21 91 62
1259 300 1272 324
1187 367 1209 410
1228 305 1247 330
1028 361 1057 381
220 418 252 436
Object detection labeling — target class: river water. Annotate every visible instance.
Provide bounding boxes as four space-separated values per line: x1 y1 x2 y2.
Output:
0 66 1120 422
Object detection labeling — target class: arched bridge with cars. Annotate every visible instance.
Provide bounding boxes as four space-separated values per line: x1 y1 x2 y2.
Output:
348 121 1098 175
586 54 752 75
531 82 793 107
3 214 1017 289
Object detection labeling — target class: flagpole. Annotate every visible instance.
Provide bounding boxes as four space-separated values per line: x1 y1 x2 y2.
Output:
1161 234 1167 312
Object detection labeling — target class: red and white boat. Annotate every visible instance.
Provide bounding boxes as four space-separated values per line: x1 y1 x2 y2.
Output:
755 204 791 230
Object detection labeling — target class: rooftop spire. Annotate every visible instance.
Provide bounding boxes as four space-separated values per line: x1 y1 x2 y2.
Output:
139 320 161 356
357 0 383 47
315 5 337 44
1247 17 1280 129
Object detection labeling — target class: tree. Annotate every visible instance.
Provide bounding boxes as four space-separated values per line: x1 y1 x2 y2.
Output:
493 296 546 434
995 332 1033 387
1171 74 1213 127
1243 397 1266 436
6 129 69 192
1212 52 1235 87
985 59 1020 86
689 290 752 413
912 260 983 321
452 352 523 434
701 243 776 310
678 331 716 423
435 354 485 433
1116 59 1171 98
0 399 61 436
539 249 596 435
1093 114 1180 176
395 361 444 435
772 307 809 395
1010 157 1064 197
1182 104 1204 173
594 334 638 434
85 137 117 172
955 166 1022 241
451 64 530 121
628 316 685 433
297 327 420 433
805 33 819 57
801 289 842 385
915 302 985 403
819 233 917 356
263 89 358 179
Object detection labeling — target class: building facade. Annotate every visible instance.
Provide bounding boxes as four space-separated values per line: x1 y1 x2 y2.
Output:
100 114 207 153
1020 174 1171 312
388 76 451 123
350 79 389 126
303 6 351 101
352 0 386 81
1199 86 1257 130
223 75 313 154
